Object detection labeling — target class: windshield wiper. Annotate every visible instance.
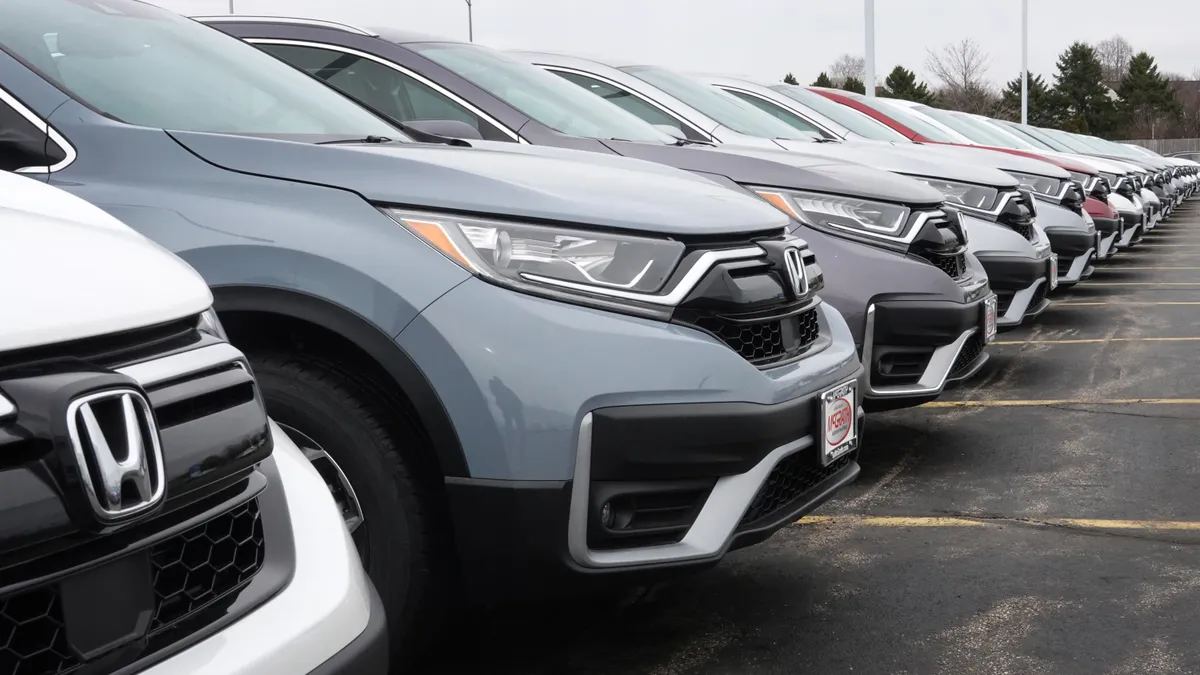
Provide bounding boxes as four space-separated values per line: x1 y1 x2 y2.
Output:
317 135 396 145
671 138 716 147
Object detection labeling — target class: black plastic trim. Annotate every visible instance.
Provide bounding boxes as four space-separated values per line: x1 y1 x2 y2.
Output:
972 254 1047 291
1042 228 1095 257
869 298 983 346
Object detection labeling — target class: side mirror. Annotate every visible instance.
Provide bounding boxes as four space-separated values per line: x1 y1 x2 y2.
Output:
403 119 484 141
653 124 687 142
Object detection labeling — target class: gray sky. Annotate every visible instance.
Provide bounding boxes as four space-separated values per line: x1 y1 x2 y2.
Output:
155 0 1200 86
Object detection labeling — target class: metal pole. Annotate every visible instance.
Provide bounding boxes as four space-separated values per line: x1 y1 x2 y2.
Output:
228 0 234 13
864 0 875 97
465 0 473 42
1021 0 1028 123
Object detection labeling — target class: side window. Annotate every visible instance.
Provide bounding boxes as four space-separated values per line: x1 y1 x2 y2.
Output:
0 103 57 172
724 90 823 136
549 70 708 141
258 43 513 142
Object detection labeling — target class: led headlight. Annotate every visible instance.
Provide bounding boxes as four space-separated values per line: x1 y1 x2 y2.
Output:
382 208 685 301
753 189 911 241
1007 171 1066 199
907 177 999 212
1069 171 1099 194
197 308 229 341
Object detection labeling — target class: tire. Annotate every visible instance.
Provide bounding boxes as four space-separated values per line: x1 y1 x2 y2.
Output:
248 351 449 663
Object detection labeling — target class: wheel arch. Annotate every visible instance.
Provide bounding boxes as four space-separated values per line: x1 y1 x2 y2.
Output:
211 284 470 478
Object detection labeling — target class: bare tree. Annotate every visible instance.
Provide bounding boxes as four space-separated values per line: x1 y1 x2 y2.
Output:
828 54 865 88
1093 35 1133 84
925 39 994 113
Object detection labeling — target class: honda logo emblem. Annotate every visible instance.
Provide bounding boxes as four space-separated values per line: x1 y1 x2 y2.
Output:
783 246 809 298
66 389 165 522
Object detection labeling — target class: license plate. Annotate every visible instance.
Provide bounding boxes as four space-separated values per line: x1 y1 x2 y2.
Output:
982 294 998 343
1049 254 1059 291
819 380 858 466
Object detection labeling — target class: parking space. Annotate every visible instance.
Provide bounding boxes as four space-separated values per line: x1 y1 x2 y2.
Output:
416 202 1200 675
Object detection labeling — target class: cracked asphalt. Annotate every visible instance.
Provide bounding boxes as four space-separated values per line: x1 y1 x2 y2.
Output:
416 201 1200 675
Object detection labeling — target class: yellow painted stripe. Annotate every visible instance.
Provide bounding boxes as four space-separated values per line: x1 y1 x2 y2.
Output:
795 515 1200 530
1092 265 1200 270
1056 301 1200 306
993 336 1200 345
921 398 1200 408
1073 282 1200 286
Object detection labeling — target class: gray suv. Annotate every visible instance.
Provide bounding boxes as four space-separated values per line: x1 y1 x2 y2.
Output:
0 0 865 659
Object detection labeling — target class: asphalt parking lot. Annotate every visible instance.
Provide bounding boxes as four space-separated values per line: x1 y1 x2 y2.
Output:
417 202 1200 675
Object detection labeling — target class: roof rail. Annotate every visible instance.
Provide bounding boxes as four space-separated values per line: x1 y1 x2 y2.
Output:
191 15 379 37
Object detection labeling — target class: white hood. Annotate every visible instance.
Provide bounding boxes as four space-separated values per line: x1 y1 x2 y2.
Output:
0 173 212 352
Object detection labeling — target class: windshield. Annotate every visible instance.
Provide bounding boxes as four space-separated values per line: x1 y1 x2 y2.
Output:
771 85 912 142
855 98 963 143
919 108 1024 149
0 0 402 140
410 44 673 143
987 121 1048 150
1039 128 1099 154
621 66 813 140
1018 125 1075 152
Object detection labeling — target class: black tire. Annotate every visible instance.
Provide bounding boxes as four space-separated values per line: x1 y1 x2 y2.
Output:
248 351 449 664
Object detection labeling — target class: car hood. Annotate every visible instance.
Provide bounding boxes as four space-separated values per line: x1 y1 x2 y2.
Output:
167 132 790 236
771 139 1020 189
0 175 211 352
604 140 945 206
915 144 1072 179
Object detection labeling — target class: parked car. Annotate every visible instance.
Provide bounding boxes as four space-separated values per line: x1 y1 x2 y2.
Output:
0 170 385 675
807 92 1100 285
199 17 1005 410
0 0 869 657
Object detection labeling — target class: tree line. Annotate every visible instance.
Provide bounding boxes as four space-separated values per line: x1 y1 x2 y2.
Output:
782 35 1190 140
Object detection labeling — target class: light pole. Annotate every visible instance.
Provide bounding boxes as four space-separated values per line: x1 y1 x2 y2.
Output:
1021 0 1028 123
464 0 473 42
228 0 234 13
864 0 875 97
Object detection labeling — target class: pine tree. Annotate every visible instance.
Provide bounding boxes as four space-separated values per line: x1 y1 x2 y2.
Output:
841 76 866 95
1049 42 1119 136
812 72 834 88
880 66 935 104
999 71 1056 126
783 73 800 85
1117 52 1181 138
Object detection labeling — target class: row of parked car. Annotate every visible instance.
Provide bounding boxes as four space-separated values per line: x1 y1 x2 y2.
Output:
0 2 1196 673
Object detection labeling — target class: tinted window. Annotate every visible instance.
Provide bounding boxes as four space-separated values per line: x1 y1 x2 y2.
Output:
723 90 824 138
550 70 707 141
0 0 401 140
771 85 911 142
260 43 512 142
621 66 812 140
857 98 960 142
0 103 54 171
409 43 674 143
916 107 1020 148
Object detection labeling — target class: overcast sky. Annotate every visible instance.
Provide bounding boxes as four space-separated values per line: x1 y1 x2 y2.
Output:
154 0 1200 86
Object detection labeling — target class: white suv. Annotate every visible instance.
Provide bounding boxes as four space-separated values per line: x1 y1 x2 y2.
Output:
0 172 385 675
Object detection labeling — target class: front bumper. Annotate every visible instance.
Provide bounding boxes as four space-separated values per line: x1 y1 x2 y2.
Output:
144 424 384 675
974 252 1052 328
1042 227 1096 285
1093 216 1122 259
1117 211 1145 248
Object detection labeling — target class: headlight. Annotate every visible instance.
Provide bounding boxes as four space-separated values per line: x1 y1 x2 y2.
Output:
754 189 911 240
908 177 1000 212
1007 171 1065 198
197 308 228 341
382 208 685 299
1069 171 1099 194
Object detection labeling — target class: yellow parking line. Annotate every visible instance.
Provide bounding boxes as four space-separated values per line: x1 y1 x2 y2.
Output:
921 398 1200 408
1056 301 1200 306
795 515 1200 530
1093 266 1200 270
1075 282 1200 286
992 336 1200 345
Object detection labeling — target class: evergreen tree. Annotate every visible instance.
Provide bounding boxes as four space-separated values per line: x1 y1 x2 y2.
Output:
1049 42 1119 136
783 73 800 85
1117 51 1181 138
880 66 935 104
812 72 834 88
999 71 1056 126
841 76 866 95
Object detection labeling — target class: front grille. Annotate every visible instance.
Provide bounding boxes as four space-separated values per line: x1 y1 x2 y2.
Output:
0 500 265 675
949 333 986 377
1028 279 1049 309
918 250 967 279
740 452 852 528
909 210 969 281
695 305 821 366
1003 219 1036 241
150 500 266 632
996 291 1015 316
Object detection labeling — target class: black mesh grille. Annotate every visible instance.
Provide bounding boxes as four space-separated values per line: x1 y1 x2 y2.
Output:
695 306 821 366
1003 220 1037 241
739 453 853 528
1029 279 1049 310
919 251 967 279
0 589 75 675
950 333 987 377
0 501 265 675
150 500 265 632
995 292 1015 316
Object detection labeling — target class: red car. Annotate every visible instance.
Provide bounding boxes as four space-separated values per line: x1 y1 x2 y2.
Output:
810 87 1121 259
